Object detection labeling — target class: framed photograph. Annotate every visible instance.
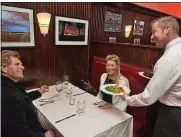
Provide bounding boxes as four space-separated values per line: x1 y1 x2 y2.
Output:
104 11 122 32
1 5 35 47
133 20 145 36
55 16 89 46
134 38 140 44
109 37 116 43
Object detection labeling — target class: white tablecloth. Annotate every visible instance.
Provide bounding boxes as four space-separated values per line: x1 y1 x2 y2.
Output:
31 83 133 137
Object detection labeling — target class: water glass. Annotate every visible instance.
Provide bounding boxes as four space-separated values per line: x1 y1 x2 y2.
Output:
56 81 63 93
77 100 86 115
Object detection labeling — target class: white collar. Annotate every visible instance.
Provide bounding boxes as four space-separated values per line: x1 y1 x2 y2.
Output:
164 37 181 52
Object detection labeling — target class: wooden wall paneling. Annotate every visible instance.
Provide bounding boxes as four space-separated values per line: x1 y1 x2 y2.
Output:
2 2 91 88
133 48 150 67
90 3 158 45
91 41 164 70
89 3 171 72
1 2 178 88
119 46 135 64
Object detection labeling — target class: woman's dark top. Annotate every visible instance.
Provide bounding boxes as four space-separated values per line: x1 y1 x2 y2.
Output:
101 76 115 104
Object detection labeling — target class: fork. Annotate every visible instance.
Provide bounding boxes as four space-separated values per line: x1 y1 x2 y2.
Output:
39 99 55 106
39 94 59 101
93 100 104 105
98 102 110 108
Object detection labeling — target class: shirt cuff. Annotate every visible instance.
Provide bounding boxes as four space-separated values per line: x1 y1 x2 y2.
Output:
125 95 133 106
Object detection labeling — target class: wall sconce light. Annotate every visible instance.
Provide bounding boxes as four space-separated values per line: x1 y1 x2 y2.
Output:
37 12 51 37
125 25 132 38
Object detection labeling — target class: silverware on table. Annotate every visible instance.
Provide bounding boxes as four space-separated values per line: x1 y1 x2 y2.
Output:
39 100 51 103
39 94 59 101
39 99 55 106
93 100 104 105
73 92 86 96
55 114 76 123
98 102 109 108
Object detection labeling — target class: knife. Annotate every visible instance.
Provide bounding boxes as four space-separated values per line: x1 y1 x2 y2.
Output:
73 92 86 96
55 114 76 123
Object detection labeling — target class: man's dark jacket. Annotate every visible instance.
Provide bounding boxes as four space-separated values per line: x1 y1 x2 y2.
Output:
2 75 45 137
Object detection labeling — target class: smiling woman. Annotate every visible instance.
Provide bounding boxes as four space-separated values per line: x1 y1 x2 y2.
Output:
96 54 131 111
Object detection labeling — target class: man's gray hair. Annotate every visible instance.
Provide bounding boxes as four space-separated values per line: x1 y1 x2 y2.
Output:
1 50 20 66
150 16 179 34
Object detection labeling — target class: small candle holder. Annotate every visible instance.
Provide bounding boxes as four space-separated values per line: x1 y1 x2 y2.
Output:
69 98 75 105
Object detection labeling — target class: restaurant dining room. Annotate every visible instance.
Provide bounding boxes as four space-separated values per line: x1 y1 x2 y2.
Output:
1 2 181 137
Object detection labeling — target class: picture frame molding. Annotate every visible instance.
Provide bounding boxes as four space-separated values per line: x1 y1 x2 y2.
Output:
1 5 35 47
133 38 141 44
55 16 89 46
133 19 145 36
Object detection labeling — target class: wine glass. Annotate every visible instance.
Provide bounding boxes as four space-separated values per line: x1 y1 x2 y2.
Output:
56 81 63 94
66 86 72 98
77 100 86 115
62 75 69 89
56 81 63 92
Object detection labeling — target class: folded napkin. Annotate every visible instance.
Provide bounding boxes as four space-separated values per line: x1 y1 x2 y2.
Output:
26 88 39 93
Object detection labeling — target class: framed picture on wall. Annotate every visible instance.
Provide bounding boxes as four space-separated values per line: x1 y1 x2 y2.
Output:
55 16 89 46
134 38 140 44
109 37 116 43
1 5 35 47
133 20 145 36
104 11 122 32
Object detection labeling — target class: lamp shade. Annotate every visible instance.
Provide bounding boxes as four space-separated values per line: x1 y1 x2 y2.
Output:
125 25 132 38
37 12 51 37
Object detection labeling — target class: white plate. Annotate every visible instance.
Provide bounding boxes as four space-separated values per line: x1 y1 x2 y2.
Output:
100 84 130 95
138 72 151 79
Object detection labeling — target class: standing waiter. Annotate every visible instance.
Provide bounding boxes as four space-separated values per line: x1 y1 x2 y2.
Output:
121 16 181 137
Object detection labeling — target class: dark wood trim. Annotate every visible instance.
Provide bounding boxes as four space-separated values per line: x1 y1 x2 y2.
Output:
91 40 164 50
102 2 167 18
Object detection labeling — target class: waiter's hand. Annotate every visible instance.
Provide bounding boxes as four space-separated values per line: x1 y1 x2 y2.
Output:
39 85 49 94
120 92 129 101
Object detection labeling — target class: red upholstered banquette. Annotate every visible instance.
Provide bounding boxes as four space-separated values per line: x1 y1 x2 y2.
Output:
90 56 150 137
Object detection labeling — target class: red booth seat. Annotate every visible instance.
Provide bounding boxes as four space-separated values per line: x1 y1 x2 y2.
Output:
90 56 150 137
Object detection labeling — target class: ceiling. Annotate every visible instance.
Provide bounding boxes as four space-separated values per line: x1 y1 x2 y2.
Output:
134 3 181 19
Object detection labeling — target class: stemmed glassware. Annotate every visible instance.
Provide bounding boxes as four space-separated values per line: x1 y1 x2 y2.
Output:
66 85 72 98
77 100 86 115
62 75 69 90
56 81 63 93
55 81 64 99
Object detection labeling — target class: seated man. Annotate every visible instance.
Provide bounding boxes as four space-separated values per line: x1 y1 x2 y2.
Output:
97 54 130 111
2 50 55 137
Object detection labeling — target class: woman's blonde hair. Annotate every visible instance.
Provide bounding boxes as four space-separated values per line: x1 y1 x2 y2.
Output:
106 54 121 84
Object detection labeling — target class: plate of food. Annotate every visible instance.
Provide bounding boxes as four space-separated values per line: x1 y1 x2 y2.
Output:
100 84 130 95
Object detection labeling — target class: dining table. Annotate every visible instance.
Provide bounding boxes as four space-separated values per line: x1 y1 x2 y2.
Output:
28 82 133 137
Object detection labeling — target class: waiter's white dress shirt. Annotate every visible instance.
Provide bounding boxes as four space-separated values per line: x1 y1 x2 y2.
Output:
125 37 181 107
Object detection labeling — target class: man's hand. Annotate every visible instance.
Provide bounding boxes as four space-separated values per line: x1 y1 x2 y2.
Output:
39 85 49 94
44 129 55 137
120 92 129 101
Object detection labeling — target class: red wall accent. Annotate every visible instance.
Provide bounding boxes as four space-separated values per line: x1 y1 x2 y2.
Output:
134 3 181 19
